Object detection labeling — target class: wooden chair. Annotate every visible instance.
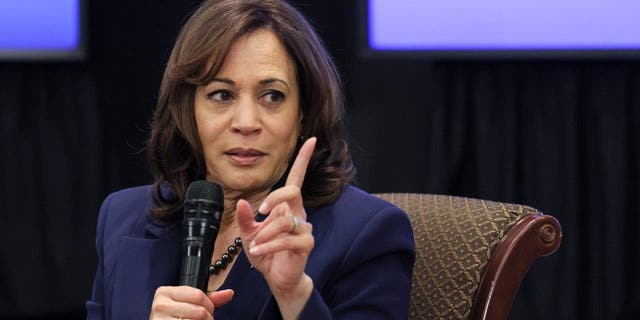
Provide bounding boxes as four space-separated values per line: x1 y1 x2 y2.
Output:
375 193 562 320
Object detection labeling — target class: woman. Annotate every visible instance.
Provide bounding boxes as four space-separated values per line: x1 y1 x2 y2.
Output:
87 0 414 319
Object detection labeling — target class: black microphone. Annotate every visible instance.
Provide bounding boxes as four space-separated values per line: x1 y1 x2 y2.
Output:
179 180 224 291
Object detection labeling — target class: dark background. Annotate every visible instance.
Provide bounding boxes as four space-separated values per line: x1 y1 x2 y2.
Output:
1 0 639 319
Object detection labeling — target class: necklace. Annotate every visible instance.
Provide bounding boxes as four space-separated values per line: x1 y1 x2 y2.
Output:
209 237 243 275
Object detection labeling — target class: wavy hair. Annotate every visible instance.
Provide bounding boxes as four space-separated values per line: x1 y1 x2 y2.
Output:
147 0 355 221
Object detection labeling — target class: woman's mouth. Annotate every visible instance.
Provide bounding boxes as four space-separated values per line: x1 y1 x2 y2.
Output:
225 148 267 166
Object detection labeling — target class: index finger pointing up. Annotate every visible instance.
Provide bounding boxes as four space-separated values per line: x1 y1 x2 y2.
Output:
285 137 317 188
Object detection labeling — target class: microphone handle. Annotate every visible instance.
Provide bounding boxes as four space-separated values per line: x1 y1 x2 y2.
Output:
179 219 217 290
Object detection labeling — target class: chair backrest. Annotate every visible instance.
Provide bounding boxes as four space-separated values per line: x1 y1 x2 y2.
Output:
375 193 562 320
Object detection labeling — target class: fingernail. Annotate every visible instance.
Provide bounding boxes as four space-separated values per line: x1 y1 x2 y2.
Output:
249 240 256 249
249 245 260 255
258 202 267 213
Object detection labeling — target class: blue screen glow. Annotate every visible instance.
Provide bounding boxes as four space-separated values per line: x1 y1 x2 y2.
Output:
0 0 80 51
369 0 640 51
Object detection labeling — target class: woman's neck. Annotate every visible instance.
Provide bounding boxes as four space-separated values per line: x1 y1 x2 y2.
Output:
220 188 270 228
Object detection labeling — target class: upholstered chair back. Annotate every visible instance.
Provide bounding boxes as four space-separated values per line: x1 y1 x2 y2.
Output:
375 193 562 320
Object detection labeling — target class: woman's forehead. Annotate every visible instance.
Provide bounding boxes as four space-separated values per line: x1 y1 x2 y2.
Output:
206 29 297 86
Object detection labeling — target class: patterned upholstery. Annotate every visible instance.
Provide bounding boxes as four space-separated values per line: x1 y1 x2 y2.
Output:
375 193 541 320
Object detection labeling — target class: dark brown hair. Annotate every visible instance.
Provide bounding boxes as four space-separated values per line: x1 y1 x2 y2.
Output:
148 0 355 221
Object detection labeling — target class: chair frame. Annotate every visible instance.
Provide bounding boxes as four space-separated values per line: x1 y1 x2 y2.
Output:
470 213 562 320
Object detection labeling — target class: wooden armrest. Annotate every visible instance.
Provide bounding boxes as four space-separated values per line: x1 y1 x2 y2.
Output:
470 214 563 320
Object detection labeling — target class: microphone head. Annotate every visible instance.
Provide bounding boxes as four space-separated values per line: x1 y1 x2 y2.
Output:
184 180 223 208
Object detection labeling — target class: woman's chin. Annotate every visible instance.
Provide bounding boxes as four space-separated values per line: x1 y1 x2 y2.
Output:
220 175 271 194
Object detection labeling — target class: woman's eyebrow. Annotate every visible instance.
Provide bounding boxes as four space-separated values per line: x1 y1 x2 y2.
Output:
259 78 290 90
211 77 235 85
210 77 289 90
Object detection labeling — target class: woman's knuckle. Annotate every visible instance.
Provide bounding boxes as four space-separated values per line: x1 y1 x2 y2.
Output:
154 301 170 312
281 237 295 248
193 306 209 318
187 289 202 302
153 286 169 299
306 234 315 247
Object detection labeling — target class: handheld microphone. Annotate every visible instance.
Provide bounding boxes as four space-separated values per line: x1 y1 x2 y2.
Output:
179 180 224 291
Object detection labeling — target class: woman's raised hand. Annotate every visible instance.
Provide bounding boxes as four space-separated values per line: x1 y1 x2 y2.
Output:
236 137 317 319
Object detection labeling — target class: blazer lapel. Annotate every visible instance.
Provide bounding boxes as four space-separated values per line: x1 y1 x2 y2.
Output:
110 222 182 319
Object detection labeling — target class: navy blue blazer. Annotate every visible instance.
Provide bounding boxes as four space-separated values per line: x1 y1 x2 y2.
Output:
87 185 415 319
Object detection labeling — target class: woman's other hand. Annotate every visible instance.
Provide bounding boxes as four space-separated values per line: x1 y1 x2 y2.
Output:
236 137 317 319
149 286 234 320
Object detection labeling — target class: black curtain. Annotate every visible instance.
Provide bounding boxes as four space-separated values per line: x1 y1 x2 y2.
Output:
0 63 102 317
1 0 638 319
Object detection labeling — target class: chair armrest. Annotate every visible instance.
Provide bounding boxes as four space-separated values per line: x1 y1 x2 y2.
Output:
470 213 562 320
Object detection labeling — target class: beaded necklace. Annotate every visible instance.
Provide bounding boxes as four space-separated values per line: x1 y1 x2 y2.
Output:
208 237 243 275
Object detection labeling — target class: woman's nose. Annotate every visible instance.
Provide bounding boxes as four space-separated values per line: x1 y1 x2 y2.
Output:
230 98 261 135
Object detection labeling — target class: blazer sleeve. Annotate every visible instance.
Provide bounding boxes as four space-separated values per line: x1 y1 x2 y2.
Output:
86 194 112 320
259 204 415 319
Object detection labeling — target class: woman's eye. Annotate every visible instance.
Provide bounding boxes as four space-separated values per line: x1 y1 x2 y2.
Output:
263 90 285 104
207 90 233 102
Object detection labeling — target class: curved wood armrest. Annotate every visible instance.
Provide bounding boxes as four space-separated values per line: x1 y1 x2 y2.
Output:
470 214 563 320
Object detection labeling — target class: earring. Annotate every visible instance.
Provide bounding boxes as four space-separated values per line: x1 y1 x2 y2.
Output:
299 135 305 141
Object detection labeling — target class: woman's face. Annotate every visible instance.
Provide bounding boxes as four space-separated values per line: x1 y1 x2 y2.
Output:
194 29 301 195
